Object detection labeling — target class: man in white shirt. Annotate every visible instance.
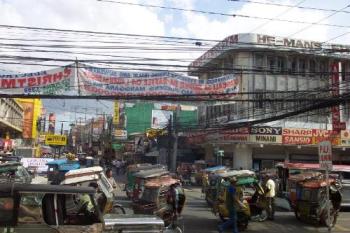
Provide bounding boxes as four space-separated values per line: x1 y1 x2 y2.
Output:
264 175 276 220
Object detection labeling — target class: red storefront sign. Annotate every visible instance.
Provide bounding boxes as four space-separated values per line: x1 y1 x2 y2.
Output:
282 128 313 145
331 63 345 132
282 136 312 145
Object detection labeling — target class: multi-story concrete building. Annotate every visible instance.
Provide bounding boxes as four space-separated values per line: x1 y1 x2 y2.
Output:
0 98 23 141
188 33 350 170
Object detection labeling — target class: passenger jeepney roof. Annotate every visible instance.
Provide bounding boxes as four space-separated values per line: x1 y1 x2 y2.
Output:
0 162 22 172
277 162 350 172
145 176 179 188
64 166 103 177
301 178 336 189
134 168 169 178
0 183 96 194
288 172 322 181
0 161 21 167
128 164 165 172
203 166 226 172
218 170 255 178
46 159 68 166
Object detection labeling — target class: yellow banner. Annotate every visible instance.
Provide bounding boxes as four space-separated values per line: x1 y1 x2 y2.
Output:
45 134 67 146
113 101 119 124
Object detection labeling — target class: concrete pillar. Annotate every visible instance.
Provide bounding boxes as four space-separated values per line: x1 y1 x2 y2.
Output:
232 144 253 169
204 144 214 162
284 147 290 162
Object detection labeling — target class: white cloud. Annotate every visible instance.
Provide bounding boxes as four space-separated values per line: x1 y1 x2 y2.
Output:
0 0 165 35
181 1 331 41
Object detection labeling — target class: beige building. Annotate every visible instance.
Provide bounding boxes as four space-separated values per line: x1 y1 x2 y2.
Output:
188 33 350 170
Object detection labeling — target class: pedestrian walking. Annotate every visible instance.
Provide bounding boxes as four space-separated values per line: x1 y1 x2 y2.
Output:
106 168 118 189
115 160 121 175
218 177 243 233
264 174 276 220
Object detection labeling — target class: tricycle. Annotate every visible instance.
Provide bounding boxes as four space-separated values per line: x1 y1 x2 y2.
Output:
61 166 125 215
46 158 80 184
213 170 267 231
294 175 342 227
131 175 185 232
125 163 166 198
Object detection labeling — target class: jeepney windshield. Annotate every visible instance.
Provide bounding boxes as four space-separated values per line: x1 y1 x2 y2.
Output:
140 187 159 203
298 187 321 202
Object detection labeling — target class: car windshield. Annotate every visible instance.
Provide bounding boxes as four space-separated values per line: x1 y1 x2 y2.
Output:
341 172 350 180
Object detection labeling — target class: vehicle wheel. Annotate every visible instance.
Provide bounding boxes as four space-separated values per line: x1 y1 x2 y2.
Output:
111 205 126 214
238 219 248 231
164 226 183 233
324 213 335 228
258 210 268 222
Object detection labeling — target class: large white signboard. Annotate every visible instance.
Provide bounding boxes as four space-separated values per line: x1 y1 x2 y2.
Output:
318 140 333 170
151 110 173 129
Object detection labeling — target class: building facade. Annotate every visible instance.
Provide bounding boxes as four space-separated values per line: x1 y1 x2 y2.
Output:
188 33 350 170
0 98 23 150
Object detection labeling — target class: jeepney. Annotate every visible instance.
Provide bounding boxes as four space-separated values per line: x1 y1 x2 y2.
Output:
0 183 165 232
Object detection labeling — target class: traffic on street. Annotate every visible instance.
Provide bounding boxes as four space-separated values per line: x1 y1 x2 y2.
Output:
1 0 350 232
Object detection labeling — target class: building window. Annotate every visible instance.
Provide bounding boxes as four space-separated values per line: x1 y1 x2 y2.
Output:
309 59 316 77
290 57 297 74
299 59 306 76
277 56 286 73
267 56 276 73
254 89 264 108
255 54 264 71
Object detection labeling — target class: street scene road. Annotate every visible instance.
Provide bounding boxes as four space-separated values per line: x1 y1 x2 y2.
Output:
1 1 350 233
114 174 350 233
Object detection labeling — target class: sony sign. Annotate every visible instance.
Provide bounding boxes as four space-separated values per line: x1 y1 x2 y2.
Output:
257 34 322 49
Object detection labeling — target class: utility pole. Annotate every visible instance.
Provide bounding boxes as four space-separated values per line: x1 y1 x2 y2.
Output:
171 104 180 173
167 115 172 170
59 122 64 157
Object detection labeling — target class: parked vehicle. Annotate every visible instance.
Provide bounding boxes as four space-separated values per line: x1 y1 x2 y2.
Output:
131 175 185 232
294 176 342 227
0 183 165 232
61 166 125 214
125 164 165 198
0 162 32 184
46 159 80 184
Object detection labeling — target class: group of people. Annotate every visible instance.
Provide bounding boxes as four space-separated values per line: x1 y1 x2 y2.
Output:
218 174 276 233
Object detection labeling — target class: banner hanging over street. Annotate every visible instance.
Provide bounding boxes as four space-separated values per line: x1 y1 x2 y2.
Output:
0 63 239 99
78 64 239 98
0 65 74 95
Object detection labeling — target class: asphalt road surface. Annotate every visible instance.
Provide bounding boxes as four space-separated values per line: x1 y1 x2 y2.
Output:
114 174 350 233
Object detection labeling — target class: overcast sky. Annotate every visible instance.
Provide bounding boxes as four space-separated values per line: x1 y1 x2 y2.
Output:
0 0 349 131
